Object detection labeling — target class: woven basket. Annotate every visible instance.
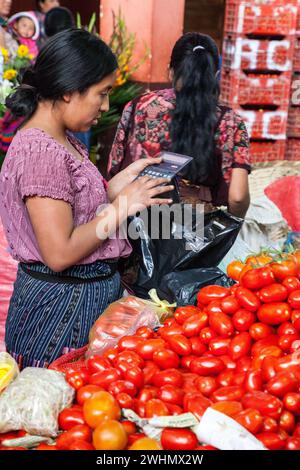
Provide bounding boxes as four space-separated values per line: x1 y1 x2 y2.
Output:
48 345 88 373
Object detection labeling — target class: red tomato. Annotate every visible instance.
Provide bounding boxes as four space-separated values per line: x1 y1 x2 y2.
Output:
249 322 274 341
208 338 231 356
283 393 300 414
244 370 263 392
261 417 278 433
232 309 256 332
66 369 89 390
235 287 261 312
153 348 179 369
279 410 295 434
277 321 298 336
136 339 166 360
123 366 144 390
56 424 92 449
77 385 102 406
58 408 85 431
199 327 217 344
118 335 143 352
227 260 245 281
196 376 218 397
276 353 300 373
261 356 278 382
137 386 158 403
259 283 288 303
181 355 198 370
278 333 300 352
114 351 144 368
266 371 298 397
190 357 225 376
251 335 279 356
152 369 183 388
236 357 251 373
229 332 252 361
89 368 121 389
143 361 160 385
256 432 286 450
234 408 263 434
283 277 300 294
221 295 240 315
161 428 198 451
197 285 229 306
184 394 212 419
242 392 283 419
212 385 243 402
157 385 184 406
208 312 234 338
205 300 223 316
68 440 94 450
36 444 58 450
108 380 137 398
288 290 300 309
135 326 154 338
182 313 208 337
219 355 237 370
285 437 300 450
121 420 137 436
102 348 118 363
217 370 235 387
87 356 111 375
145 399 169 418
174 306 201 325
190 337 207 356
166 334 192 356
116 392 135 410
257 302 291 325
241 266 275 291
271 259 299 281
211 401 243 417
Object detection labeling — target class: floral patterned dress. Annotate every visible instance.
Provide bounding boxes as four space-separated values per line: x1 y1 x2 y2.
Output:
108 88 251 209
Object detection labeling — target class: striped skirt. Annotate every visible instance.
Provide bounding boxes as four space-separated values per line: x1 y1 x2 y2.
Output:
5 261 122 369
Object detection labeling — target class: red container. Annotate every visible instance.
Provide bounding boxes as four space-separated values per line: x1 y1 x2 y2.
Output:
221 70 291 107
224 1 298 36
288 106 300 136
222 35 295 72
250 140 286 164
285 138 300 160
293 36 300 71
235 107 288 139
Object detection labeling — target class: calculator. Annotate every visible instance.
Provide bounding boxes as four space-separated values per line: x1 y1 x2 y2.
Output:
138 151 193 180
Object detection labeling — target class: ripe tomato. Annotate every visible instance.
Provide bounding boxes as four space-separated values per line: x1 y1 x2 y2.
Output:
123 366 144 390
278 321 298 336
261 417 278 433
285 437 300 450
58 407 85 431
258 283 288 303
212 386 244 402
184 394 211 419
283 393 300 414
135 326 154 338
245 253 273 266
244 370 263 392
266 371 298 397
115 392 135 410
241 266 275 291
174 306 200 324
68 440 95 450
209 312 234 338
152 369 183 388
136 339 166 360
159 324 184 340
278 333 300 352
89 368 121 389
226 260 245 281
118 336 143 352
232 309 256 332
121 421 137 436
93 420 128 450
143 361 160 385
108 380 137 398
102 348 118 363
242 391 283 419
36 443 58 450
229 332 252 361
196 376 218 397
161 428 198 451
257 302 291 325
211 401 243 417
199 327 217 344
234 408 263 434
145 399 169 418
182 313 208 337
197 286 229 306
166 335 192 356
256 432 286 450
153 348 179 369
137 386 158 403
56 424 92 450
288 290 300 309
128 437 161 450
261 356 278 382
283 277 300 294
217 370 235 387
190 357 225 376
236 357 251 373
87 356 111 375
279 411 295 434
209 338 231 356
66 369 89 390
271 259 299 281
83 391 121 429
249 322 274 341
190 337 207 356
157 385 184 406
76 384 103 408
113 351 144 369
221 295 240 315
235 287 260 312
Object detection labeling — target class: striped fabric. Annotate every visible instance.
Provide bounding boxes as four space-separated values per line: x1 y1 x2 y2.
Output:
5 261 122 369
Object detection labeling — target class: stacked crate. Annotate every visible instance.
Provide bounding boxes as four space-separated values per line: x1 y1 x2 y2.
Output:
286 0 300 160
220 0 298 165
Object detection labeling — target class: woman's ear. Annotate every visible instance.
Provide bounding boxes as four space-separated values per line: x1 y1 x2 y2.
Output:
62 93 72 103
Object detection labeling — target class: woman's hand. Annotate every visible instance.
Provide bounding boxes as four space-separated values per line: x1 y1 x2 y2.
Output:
107 157 162 201
113 175 174 217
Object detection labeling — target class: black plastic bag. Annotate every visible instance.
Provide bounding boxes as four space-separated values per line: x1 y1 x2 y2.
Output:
158 267 234 306
120 209 242 299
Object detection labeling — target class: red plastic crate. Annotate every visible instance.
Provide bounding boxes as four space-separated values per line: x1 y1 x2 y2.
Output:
285 138 300 160
287 106 300 136
235 107 288 139
250 139 286 164
222 35 295 72
224 1 298 36
221 70 292 107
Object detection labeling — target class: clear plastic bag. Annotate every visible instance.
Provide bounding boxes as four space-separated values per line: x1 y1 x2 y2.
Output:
0 352 19 393
87 293 174 358
0 368 75 437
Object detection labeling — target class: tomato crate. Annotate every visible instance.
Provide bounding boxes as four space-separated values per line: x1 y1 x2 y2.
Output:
293 36 300 72
222 35 295 72
250 139 286 164
224 1 298 36
235 108 288 139
285 138 300 160
221 70 292 107
287 106 300 137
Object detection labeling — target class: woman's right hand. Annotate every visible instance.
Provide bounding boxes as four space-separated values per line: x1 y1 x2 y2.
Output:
114 176 174 217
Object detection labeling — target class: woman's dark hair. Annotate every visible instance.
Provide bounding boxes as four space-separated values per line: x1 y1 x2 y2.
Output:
170 33 220 186
36 0 44 11
6 28 118 118
45 7 75 37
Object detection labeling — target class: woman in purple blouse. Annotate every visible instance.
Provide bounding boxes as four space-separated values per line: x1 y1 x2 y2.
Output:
0 29 173 368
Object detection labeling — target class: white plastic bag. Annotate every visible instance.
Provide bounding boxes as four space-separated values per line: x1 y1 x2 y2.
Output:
0 368 74 437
